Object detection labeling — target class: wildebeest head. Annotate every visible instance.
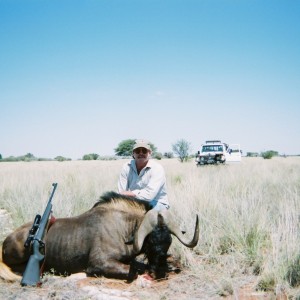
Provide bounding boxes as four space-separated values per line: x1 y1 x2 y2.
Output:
133 210 199 279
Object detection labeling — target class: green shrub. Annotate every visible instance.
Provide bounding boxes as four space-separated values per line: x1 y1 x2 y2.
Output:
217 279 234 297
218 236 235 254
153 152 163 160
261 150 278 159
82 153 99 160
285 255 300 287
256 274 275 291
55 156 71 162
164 152 174 158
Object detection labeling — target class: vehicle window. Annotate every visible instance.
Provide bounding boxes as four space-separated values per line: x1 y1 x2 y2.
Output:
202 145 223 152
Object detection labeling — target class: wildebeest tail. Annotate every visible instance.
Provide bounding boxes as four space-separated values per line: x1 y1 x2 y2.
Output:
0 246 21 282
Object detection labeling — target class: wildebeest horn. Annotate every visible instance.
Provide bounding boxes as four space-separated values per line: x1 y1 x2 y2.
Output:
133 210 199 253
160 211 199 248
133 210 159 253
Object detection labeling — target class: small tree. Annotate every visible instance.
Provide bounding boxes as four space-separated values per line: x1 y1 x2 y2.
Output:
115 139 136 156
172 139 191 162
0 154 2 160
23 153 36 161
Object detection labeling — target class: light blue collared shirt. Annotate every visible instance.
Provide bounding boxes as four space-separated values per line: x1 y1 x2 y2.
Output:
118 159 169 210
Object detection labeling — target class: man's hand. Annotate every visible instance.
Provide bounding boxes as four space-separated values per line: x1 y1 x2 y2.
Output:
120 190 136 197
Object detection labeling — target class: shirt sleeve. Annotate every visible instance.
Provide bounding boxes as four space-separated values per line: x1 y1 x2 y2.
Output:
118 163 129 192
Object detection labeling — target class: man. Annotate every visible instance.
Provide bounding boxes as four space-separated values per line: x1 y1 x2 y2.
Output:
118 139 170 211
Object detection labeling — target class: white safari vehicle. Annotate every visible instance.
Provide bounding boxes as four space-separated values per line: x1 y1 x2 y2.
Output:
195 140 242 166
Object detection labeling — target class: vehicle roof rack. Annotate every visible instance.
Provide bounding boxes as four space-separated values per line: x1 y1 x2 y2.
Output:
205 140 221 144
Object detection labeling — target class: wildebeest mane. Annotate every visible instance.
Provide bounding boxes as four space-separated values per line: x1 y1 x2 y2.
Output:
93 191 152 212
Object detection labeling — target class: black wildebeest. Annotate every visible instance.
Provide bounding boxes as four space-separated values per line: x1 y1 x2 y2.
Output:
0 192 199 282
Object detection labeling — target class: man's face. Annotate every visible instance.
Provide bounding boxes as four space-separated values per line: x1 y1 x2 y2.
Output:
133 147 151 161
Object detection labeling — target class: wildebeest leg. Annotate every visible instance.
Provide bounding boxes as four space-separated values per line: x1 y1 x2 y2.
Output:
127 259 147 282
86 259 131 280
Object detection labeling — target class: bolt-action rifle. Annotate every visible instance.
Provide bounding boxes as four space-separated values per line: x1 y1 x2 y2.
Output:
21 183 58 286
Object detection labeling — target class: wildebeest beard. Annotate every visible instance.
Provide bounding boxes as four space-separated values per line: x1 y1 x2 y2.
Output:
143 224 172 279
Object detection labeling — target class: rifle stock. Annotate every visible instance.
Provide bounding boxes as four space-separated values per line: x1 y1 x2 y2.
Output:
21 243 44 286
21 183 58 287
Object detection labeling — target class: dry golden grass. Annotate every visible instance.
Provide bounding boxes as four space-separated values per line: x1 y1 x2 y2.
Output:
1 157 300 299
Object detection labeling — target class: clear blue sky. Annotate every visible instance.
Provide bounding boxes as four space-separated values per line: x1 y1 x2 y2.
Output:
1 0 299 159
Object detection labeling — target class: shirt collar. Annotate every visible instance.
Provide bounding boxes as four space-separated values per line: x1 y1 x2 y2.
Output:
129 159 153 171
